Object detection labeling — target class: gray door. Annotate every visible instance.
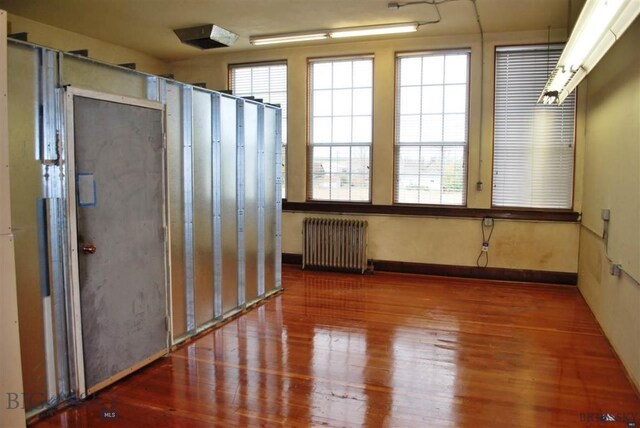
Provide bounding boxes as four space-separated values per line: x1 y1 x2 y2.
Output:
73 95 168 392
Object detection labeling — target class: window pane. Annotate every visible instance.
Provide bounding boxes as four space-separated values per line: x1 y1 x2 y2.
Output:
332 117 352 143
423 56 444 84
421 114 443 142
443 114 466 142
333 61 353 88
313 117 332 143
422 86 443 114
395 51 469 205
352 116 372 143
313 90 332 116
313 63 332 89
310 57 373 201
400 86 421 115
400 57 422 86
492 46 575 208
444 84 466 113
353 60 373 88
333 89 352 116
399 115 421 143
353 88 372 115
445 54 468 84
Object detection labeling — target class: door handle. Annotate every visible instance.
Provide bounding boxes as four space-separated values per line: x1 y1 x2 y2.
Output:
82 243 97 254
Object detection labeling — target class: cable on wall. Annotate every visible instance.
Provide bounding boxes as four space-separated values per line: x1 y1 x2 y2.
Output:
476 217 494 268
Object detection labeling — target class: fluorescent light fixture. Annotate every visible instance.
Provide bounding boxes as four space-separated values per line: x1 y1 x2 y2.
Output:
539 0 640 104
250 22 420 46
330 23 419 38
250 33 328 46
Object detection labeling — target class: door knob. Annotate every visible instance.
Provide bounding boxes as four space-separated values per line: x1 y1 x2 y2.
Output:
82 244 97 254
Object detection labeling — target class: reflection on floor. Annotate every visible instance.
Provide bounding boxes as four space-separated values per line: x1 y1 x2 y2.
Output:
32 265 640 427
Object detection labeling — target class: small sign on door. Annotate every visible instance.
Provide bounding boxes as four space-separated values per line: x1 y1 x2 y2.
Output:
77 173 97 207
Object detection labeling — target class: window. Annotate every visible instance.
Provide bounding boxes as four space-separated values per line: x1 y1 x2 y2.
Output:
395 50 470 205
229 62 288 198
309 57 373 202
493 45 576 209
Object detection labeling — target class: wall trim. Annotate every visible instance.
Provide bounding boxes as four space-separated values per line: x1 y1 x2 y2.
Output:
283 201 580 222
282 253 577 285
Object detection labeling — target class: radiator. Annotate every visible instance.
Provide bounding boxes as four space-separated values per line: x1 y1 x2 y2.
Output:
302 218 368 274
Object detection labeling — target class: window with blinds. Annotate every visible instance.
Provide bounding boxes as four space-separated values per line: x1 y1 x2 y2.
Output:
493 45 576 209
309 57 373 202
394 50 470 205
229 62 288 198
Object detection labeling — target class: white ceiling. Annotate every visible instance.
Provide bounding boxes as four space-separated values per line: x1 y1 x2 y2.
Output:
0 0 570 61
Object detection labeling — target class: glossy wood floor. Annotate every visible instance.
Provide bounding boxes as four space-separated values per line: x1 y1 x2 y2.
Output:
33 266 640 427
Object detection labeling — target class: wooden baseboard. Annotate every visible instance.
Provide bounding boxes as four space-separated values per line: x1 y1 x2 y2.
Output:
282 253 577 285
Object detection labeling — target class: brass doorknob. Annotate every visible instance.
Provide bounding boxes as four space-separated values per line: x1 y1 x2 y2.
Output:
82 244 97 254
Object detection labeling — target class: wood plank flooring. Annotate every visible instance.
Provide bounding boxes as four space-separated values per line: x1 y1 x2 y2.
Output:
32 266 640 427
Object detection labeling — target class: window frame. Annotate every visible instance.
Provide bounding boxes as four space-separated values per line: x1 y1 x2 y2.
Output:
228 60 288 199
306 54 375 203
490 44 577 210
393 48 472 207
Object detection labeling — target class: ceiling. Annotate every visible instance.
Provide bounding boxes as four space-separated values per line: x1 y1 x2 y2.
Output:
0 0 570 61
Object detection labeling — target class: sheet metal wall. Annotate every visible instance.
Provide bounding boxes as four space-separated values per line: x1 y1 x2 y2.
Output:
7 40 282 414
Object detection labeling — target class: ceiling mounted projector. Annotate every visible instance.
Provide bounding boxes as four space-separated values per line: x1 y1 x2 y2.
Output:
174 24 239 49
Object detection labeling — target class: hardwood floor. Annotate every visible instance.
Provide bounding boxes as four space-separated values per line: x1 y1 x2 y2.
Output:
32 266 640 427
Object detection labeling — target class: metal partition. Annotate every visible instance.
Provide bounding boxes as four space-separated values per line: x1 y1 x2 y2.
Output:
6 39 281 416
220 95 239 313
244 101 259 303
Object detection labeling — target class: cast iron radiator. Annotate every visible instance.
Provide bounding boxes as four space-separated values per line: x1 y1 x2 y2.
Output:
302 218 368 274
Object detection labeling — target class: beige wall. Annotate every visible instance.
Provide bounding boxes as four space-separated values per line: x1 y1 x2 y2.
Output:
0 9 27 428
577 18 640 389
7 14 169 75
171 29 582 272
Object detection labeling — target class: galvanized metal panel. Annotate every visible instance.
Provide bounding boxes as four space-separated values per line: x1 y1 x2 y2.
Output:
182 86 196 333
274 108 282 289
243 102 259 303
263 107 277 294
256 105 266 298
220 95 238 313
192 89 215 328
62 55 146 98
166 82 187 340
211 94 223 319
236 99 246 307
7 42 48 411
73 96 167 391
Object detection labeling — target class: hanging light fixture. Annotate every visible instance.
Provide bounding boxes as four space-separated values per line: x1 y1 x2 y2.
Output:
539 0 640 104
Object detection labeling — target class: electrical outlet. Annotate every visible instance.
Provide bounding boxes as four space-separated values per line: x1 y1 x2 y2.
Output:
601 209 610 221
610 263 622 277
481 241 489 252
476 181 483 191
483 217 493 227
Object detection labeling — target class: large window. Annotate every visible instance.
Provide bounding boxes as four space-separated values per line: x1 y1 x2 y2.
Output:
493 45 576 209
229 62 288 198
309 57 373 202
395 50 469 205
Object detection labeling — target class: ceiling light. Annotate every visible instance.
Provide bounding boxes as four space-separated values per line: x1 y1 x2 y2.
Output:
250 33 328 46
330 23 419 38
539 0 640 104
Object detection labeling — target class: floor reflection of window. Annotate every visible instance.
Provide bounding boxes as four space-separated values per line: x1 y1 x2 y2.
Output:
311 327 367 426
391 328 457 425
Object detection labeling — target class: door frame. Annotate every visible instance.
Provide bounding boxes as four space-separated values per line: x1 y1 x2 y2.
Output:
64 87 169 397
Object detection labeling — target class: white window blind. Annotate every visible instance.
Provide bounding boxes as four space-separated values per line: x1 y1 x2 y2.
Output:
309 57 373 202
493 45 576 209
229 62 288 198
395 50 470 205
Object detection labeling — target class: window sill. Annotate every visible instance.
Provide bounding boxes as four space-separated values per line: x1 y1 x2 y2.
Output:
282 201 580 222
